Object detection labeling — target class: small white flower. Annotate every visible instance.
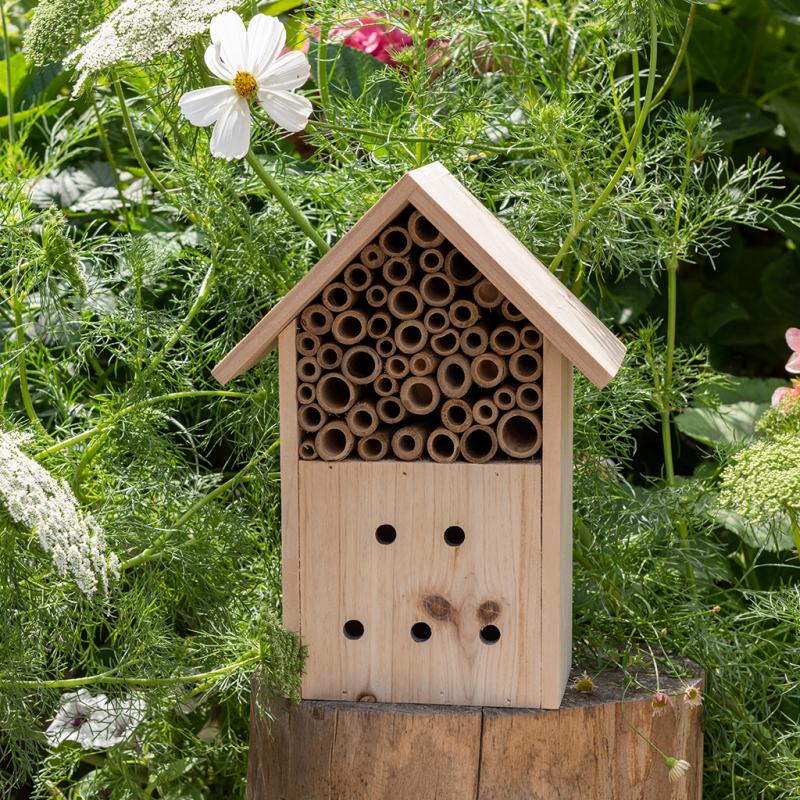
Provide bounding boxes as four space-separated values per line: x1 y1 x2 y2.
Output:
45 689 145 749
179 12 312 160
666 757 690 782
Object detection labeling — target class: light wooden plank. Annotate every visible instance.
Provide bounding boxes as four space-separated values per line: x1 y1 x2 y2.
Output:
212 174 417 383
278 324 300 634
298 461 542 707
540 339 573 708
407 164 626 389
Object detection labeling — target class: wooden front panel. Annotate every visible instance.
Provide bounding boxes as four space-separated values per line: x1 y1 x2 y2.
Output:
299 460 542 707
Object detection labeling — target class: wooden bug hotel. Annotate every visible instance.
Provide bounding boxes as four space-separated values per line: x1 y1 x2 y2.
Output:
214 162 625 710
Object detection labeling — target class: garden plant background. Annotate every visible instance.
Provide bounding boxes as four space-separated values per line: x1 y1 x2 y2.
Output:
2 0 800 796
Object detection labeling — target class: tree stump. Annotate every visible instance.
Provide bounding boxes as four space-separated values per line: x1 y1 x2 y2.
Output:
247 665 703 800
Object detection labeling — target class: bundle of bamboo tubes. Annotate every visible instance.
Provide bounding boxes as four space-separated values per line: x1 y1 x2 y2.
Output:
296 207 544 463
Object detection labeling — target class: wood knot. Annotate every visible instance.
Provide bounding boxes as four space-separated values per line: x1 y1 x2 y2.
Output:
478 600 501 624
357 693 377 703
423 594 454 621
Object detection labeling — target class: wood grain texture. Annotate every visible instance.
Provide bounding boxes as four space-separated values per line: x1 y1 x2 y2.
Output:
540 339 574 708
278 323 301 634
248 666 704 800
298 460 542 706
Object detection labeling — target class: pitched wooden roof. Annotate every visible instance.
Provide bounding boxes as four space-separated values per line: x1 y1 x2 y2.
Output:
212 162 626 388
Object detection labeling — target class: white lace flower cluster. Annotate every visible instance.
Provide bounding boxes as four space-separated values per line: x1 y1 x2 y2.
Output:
0 431 119 595
67 0 240 93
46 689 145 749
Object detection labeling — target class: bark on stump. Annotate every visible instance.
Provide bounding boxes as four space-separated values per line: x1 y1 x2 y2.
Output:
248 666 703 800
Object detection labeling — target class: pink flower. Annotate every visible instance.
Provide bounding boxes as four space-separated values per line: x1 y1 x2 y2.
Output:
683 682 703 708
772 382 800 408
310 14 413 66
786 328 800 374
651 692 673 717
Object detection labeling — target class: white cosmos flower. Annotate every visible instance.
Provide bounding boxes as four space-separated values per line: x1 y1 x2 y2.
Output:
179 11 312 160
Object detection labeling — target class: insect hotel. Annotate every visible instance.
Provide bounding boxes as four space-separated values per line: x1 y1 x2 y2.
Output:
214 162 626 711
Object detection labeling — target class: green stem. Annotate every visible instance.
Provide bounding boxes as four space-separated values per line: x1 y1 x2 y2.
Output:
36 390 247 458
245 149 329 254
414 0 435 165
11 294 42 430
316 22 332 116
90 93 131 226
0 3 14 145
548 0 658 274
652 3 696 106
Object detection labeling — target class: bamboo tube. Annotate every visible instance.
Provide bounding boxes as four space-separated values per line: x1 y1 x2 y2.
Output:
360 242 385 269
430 329 460 357
409 348 441 376
331 309 368 345
400 376 441 415
496 410 542 459
490 324 521 356
297 356 322 383
419 248 444 273
387 285 424 320
366 284 388 308
297 383 316 405
472 397 499 426
516 383 543 411
441 398 472 433
317 341 343 370
315 420 355 461
344 262 373 292
298 402 328 433
449 299 479 329
377 396 407 425
341 346 382 385
460 425 498 464
520 324 543 349
316 372 359 414
427 427 460 463
382 256 414 286
501 298 525 322
346 400 380 437
391 424 428 461
374 374 399 397
299 440 318 460
296 331 320 357
321 281 355 313
367 311 392 339
300 303 333 335
375 336 396 358
424 308 450 334
394 320 428 354
385 354 410 379
444 249 480 286
420 272 456 307
357 430 390 461
509 348 543 382
471 353 507 388
437 354 472 398
493 384 516 411
460 325 489 356
379 224 413 256
473 279 503 309
408 210 445 248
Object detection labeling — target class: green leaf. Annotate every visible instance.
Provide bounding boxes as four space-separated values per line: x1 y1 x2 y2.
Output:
690 292 749 338
0 52 33 114
696 94 775 141
769 0 800 24
710 506 796 551
675 401 767 447
688 8 750 87
766 91 800 152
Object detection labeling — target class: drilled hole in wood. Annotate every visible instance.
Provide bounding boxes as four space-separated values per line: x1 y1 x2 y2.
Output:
343 619 365 640
480 624 501 645
411 622 432 642
375 524 397 544
444 525 465 546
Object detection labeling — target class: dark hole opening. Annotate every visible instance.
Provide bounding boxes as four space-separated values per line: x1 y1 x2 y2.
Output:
368 286 387 303
377 339 394 356
338 315 362 339
375 524 397 544
463 428 493 458
384 229 409 254
431 434 455 457
454 305 471 321
444 525 465 546
300 442 315 457
506 302 521 317
415 214 439 242
348 266 369 288
395 290 420 316
382 399 403 420
449 252 477 282
505 415 537 451
310 311 326 328
477 360 499 381
301 406 321 427
498 389 514 406
399 434 415 451
427 310 448 331
519 386 538 406
516 354 537 377
321 376 351 411
445 362 466 386
427 276 449 301
465 332 481 349
343 619 365 640
387 260 408 281
448 405 467 425
362 437 383 458
409 382 433 407
480 624 501 644
401 325 423 346
319 347 338 367
320 427 347 455
436 332 458 351
327 287 348 308
422 250 441 269
475 403 493 423
353 410 371 431
375 376 393 393
300 361 317 378
349 351 378 379
298 385 314 402
411 622 432 642
495 331 516 349
370 317 390 337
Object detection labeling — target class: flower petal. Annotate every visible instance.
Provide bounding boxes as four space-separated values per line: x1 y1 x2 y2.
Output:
260 50 311 91
258 89 312 132
205 43 234 81
179 85 236 127
786 351 800 374
246 14 286 79
210 10 248 72
772 387 789 407
210 96 251 160
786 327 800 353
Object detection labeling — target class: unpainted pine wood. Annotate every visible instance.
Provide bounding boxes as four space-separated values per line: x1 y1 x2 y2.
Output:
212 174 417 383
298 460 542 707
247 698 483 800
278 323 301 634
478 669 704 800
540 339 573 708
406 163 626 388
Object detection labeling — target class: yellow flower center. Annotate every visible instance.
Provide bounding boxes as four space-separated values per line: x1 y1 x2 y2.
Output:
233 71 257 99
